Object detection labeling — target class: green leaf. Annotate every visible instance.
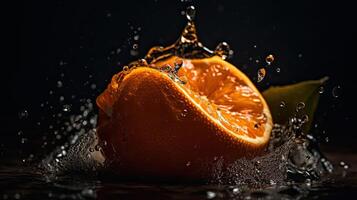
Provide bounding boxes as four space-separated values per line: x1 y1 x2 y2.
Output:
262 77 328 133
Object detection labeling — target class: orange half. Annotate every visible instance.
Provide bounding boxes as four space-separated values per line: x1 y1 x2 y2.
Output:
96 55 272 180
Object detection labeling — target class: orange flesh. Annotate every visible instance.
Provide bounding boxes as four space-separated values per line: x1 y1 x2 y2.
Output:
155 56 269 141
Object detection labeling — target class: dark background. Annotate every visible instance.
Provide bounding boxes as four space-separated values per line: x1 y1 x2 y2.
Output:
2 0 356 161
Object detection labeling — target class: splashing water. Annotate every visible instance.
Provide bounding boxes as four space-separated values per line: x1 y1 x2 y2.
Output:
10 5 339 199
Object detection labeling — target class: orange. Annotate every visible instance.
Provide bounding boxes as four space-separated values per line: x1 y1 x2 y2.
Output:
96 55 272 181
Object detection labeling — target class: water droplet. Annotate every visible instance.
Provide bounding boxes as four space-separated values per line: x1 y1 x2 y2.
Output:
186 161 191 166
232 187 240 194
63 104 71 112
181 109 188 118
318 86 324 94
280 101 286 108
132 44 139 49
332 85 341 98
296 102 305 111
21 138 27 144
214 42 232 60
81 188 96 198
206 191 216 199
14 193 21 200
133 35 140 41
276 67 281 73
57 81 63 88
301 115 309 123
123 66 129 71
59 96 65 102
95 145 101 151
339 161 345 166
265 54 275 65
185 6 196 21
17 131 23 136
298 53 303 58
325 136 329 143
90 84 96 90
257 68 266 82
18 110 28 119
59 60 66 66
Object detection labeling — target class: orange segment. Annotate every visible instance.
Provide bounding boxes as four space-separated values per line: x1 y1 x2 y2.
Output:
96 55 272 180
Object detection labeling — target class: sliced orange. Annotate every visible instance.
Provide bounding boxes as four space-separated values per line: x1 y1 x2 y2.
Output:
96 55 272 180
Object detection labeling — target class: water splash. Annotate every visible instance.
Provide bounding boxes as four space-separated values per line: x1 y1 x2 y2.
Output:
32 5 333 191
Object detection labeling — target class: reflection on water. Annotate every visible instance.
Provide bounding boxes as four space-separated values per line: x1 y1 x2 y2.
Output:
1 152 356 199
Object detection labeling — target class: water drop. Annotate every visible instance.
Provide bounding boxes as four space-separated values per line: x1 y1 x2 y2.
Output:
123 66 129 72
17 131 23 136
186 161 191 166
319 86 324 94
214 42 232 60
265 54 275 65
81 188 96 198
14 193 21 200
301 114 309 123
90 84 97 90
59 60 66 66
206 191 216 199
276 67 281 73
18 110 28 119
257 68 266 82
59 96 65 102
63 104 71 112
280 101 286 108
133 35 140 41
232 188 240 194
132 44 139 49
57 81 63 88
95 144 101 151
339 161 345 166
325 136 329 143
185 6 196 21
296 102 305 111
21 138 27 144
332 85 341 98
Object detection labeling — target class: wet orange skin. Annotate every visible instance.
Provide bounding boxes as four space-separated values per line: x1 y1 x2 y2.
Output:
97 56 271 181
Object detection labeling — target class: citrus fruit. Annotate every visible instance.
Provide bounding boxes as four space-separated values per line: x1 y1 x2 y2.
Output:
96 55 272 180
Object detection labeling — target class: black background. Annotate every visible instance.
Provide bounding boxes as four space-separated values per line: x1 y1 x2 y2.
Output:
2 0 357 161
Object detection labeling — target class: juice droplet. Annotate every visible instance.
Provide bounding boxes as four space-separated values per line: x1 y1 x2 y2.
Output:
185 6 196 21
265 54 275 65
332 85 341 98
257 68 266 82
214 42 232 60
